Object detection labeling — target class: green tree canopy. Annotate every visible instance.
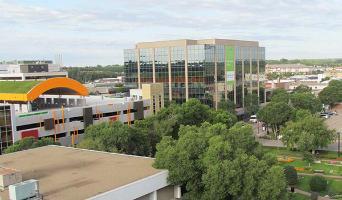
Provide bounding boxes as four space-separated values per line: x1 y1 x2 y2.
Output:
154 122 287 199
78 121 150 156
217 99 236 113
271 88 290 104
244 93 260 116
290 92 321 113
281 115 335 152
318 80 342 106
283 165 298 186
292 84 312 94
257 102 293 133
5 137 59 154
208 110 237 129
310 176 327 192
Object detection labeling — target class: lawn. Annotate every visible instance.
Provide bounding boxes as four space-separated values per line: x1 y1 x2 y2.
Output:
0 81 41 93
264 146 340 160
279 160 342 176
297 175 342 197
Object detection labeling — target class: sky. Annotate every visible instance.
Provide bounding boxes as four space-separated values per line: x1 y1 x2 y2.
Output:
0 0 341 66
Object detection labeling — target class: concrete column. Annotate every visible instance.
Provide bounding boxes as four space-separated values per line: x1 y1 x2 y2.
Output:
152 48 156 83
149 191 157 200
224 47 228 101
233 47 237 104
249 48 253 95
185 45 189 101
168 47 172 102
137 49 141 89
242 54 245 108
257 49 260 104
214 46 218 110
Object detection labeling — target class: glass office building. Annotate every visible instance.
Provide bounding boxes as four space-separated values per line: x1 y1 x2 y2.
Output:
0 104 13 154
124 39 265 108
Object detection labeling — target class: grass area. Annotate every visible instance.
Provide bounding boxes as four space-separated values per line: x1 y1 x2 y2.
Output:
279 160 342 176
297 175 342 197
263 146 340 160
0 81 41 93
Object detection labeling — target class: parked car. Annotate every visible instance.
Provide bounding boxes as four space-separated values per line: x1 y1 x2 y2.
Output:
249 115 257 123
320 113 330 119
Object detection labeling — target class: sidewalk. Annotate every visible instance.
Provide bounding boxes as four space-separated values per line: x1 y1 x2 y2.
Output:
289 188 330 200
298 173 342 180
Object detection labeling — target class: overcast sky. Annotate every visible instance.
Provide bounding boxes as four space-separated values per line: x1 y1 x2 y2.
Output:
0 0 341 66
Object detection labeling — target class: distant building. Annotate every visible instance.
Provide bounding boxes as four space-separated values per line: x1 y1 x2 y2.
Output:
124 39 266 109
0 60 67 81
0 145 180 200
0 78 154 153
85 76 125 95
266 63 315 74
324 66 342 79
130 83 165 114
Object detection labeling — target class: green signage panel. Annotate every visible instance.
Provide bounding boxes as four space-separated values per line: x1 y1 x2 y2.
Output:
225 46 235 86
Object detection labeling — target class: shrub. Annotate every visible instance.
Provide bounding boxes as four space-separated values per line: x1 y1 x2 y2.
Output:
309 176 327 192
4 137 59 154
284 165 298 185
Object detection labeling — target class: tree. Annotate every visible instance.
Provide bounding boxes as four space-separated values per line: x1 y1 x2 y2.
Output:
4 137 59 154
303 152 315 166
208 110 237 129
284 165 298 186
310 176 327 192
290 92 321 113
154 122 287 199
293 109 312 121
292 84 312 94
257 166 288 200
319 80 342 106
281 115 335 152
271 88 290 104
244 93 260 116
257 102 293 134
78 121 150 156
177 99 211 126
218 99 236 113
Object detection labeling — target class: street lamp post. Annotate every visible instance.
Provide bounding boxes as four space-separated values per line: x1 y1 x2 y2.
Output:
338 131 341 157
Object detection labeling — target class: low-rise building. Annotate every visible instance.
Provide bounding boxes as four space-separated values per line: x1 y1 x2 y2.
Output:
0 60 67 81
0 145 180 200
266 63 315 74
0 78 155 153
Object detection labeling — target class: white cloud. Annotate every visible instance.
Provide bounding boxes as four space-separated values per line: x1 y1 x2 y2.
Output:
0 0 341 65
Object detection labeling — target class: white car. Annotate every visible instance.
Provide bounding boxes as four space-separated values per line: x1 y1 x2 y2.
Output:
249 115 257 123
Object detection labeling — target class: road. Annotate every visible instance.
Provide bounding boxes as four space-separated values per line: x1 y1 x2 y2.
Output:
253 104 342 152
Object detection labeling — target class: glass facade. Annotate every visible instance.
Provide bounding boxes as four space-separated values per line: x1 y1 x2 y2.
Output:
155 47 170 104
0 105 13 154
124 49 138 88
170 47 186 103
124 42 265 108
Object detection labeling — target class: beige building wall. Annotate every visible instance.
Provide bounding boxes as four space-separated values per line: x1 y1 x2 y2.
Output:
142 83 164 114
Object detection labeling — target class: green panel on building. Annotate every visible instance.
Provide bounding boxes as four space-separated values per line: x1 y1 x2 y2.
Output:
225 46 235 86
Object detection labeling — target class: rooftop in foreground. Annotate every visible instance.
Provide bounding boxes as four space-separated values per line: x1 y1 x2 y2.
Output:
0 146 163 200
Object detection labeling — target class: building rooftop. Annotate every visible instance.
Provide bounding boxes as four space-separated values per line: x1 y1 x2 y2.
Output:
0 81 41 93
0 77 88 102
0 146 163 200
135 38 260 48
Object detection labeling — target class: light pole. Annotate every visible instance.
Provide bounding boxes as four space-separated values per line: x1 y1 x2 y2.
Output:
338 131 341 157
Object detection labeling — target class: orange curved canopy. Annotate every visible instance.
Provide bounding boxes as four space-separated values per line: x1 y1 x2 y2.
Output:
0 77 89 101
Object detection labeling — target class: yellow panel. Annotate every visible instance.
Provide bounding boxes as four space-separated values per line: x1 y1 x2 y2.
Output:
0 93 28 101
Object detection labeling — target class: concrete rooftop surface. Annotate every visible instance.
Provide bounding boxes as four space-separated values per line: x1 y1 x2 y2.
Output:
0 146 161 200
